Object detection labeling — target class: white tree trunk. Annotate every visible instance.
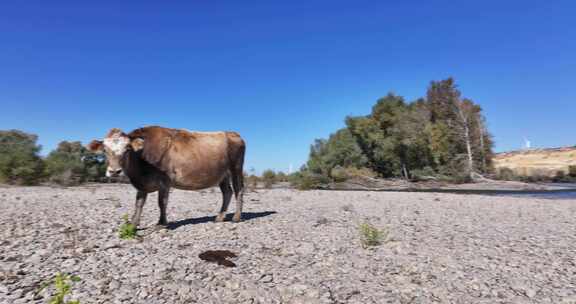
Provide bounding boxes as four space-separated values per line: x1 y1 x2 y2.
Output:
456 103 475 180
401 162 409 180
464 126 474 179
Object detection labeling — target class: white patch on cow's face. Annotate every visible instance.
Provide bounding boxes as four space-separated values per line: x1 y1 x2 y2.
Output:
103 136 130 156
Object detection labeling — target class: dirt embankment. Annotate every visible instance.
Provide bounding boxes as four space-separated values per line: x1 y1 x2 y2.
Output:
1 185 576 303
493 147 576 177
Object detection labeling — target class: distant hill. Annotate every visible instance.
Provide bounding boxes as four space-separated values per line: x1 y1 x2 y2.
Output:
493 147 576 177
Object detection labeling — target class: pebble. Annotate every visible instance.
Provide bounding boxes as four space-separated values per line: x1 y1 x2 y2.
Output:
0 185 574 303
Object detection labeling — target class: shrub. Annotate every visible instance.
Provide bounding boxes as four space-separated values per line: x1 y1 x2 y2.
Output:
359 222 388 248
330 166 348 182
245 174 259 191
554 170 566 182
342 167 378 179
275 171 288 182
38 272 81 304
569 166 576 178
497 167 516 181
410 166 437 181
0 130 44 185
331 166 378 183
261 169 277 188
118 215 137 239
289 171 330 190
522 174 548 183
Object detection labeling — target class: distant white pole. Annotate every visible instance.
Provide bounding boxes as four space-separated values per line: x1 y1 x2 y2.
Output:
288 163 293 174
524 137 531 149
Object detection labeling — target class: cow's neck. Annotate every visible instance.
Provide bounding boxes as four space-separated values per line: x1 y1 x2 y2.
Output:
119 150 149 190
120 150 139 180
120 149 167 192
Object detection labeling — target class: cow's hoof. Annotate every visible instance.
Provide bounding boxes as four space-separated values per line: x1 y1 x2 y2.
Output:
232 215 242 223
155 223 168 230
215 214 226 222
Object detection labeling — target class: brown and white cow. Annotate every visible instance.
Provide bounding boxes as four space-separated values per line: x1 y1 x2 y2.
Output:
88 126 245 227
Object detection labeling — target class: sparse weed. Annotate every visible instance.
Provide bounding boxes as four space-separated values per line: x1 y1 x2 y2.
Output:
341 204 354 212
118 214 137 239
314 217 329 227
38 272 81 304
359 222 388 248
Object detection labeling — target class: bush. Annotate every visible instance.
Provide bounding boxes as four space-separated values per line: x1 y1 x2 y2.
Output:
330 166 378 183
0 130 44 185
261 169 277 188
342 167 378 179
330 166 348 182
497 167 516 181
554 170 566 182
119 215 137 239
552 170 576 183
289 171 330 190
410 166 437 181
38 272 81 304
569 166 576 178
275 171 288 182
245 174 259 191
359 222 388 248
521 174 548 183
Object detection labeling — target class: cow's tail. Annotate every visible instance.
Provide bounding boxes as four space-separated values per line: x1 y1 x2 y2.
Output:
226 132 245 204
231 143 245 202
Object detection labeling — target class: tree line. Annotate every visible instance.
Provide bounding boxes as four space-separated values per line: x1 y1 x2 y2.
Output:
0 130 106 186
298 78 494 185
1 78 492 187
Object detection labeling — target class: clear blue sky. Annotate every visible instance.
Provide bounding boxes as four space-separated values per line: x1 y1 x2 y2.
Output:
1 1 575 173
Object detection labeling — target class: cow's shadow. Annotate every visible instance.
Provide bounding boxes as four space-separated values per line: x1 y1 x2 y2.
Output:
166 211 277 230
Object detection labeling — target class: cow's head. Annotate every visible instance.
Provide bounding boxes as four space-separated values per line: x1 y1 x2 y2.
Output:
87 128 144 177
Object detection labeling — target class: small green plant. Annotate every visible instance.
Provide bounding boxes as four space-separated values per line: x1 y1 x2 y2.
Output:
38 272 81 304
118 214 137 239
359 222 387 248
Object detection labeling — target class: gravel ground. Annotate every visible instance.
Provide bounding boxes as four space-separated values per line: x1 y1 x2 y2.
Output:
1 184 576 304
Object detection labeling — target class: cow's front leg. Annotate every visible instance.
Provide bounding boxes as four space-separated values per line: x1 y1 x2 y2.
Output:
157 187 170 226
131 191 147 227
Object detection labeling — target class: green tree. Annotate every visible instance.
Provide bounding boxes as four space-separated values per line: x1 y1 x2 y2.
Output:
307 139 330 176
346 93 409 177
424 78 494 179
390 101 434 179
300 78 494 183
307 128 367 177
0 130 44 185
45 141 105 185
426 77 460 123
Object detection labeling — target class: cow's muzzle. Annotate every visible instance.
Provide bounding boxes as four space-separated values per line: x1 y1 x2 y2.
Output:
106 168 123 177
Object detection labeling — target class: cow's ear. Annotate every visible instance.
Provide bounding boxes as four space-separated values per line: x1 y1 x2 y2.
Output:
87 140 104 153
131 138 144 152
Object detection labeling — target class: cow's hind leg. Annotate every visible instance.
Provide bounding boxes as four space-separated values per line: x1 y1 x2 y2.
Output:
215 176 233 222
231 167 244 223
157 187 170 226
131 191 148 227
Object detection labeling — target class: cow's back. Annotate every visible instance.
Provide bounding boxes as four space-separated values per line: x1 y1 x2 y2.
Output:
162 130 228 189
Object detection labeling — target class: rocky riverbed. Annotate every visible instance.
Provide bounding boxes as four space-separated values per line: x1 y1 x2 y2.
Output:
1 184 576 304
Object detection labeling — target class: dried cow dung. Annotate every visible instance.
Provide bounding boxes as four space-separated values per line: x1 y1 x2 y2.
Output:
198 250 238 267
